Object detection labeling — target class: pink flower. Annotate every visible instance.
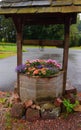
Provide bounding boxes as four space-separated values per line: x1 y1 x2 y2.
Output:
47 59 53 63
56 63 61 69
53 60 57 64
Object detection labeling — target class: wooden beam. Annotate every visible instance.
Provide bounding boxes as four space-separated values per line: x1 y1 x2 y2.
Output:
62 16 70 94
6 13 76 25
23 39 64 47
13 16 23 95
23 13 77 25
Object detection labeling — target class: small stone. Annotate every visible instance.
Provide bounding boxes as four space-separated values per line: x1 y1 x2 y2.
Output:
35 105 41 110
9 92 21 105
11 103 26 119
73 104 81 112
24 100 33 109
31 104 36 109
41 103 54 110
26 108 40 121
76 92 81 104
41 107 61 119
54 98 62 107
65 84 77 94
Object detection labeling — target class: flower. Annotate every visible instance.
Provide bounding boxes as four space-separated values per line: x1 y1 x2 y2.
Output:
15 64 26 73
15 59 61 77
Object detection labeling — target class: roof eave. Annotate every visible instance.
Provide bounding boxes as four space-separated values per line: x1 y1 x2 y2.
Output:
0 5 81 15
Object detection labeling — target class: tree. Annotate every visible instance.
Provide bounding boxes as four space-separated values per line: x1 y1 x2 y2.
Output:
70 14 81 47
23 25 64 40
0 15 16 42
70 24 79 47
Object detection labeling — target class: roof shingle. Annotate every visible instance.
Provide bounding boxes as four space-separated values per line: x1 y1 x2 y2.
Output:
0 0 81 14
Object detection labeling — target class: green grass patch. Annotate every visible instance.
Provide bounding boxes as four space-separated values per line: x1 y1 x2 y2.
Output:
0 42 27 59
0 42 17 52
5 112 12 129
0 52 16 59
69 46 81 50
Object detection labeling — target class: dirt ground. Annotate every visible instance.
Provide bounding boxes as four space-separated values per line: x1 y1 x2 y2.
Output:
0 91 81 130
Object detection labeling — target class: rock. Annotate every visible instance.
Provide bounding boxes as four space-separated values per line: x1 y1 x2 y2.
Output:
54 98 62 107
24 100 33 109
31 104 36 109
76 92 81 104
73 104 81 112
26 108 40 121
65 82 77 94
41 106 61 119
41 103 55 110
31 104 40 110
11 103 26 118
40 103 61 119
35 105 41 110
9 92 21 105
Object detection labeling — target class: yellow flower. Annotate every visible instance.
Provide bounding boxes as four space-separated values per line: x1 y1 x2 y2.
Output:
41 68 47 75
26 72 30 75
28 67 32 71
31 67 36 71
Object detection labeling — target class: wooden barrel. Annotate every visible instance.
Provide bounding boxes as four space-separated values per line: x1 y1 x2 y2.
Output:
19 71 63 102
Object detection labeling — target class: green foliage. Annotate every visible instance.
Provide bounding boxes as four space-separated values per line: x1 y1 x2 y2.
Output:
63 99 79 113
0 15 16 42
70 24 80 47
5 112 12 129
0 98 7 104
23 25 64 40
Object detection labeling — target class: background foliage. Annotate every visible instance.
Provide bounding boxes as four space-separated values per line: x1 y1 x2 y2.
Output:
0 14 81 47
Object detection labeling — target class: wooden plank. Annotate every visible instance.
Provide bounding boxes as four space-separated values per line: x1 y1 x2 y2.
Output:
73 0 81 5
0 5 81 15
22 13 77 25
23 40 64 47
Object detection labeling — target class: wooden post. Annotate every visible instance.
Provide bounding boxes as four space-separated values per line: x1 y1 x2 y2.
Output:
16 32 22 95
62 17 70 95
12 16 23 95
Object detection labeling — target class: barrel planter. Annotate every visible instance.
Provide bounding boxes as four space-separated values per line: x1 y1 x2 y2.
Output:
19 71 63 102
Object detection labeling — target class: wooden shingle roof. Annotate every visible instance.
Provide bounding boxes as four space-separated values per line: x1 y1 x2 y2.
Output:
0 0 81 14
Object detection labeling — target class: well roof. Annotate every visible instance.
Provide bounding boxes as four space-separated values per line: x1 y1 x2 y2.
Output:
0 0 81 14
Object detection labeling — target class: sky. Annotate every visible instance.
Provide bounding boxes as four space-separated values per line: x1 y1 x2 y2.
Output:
78 13 81 20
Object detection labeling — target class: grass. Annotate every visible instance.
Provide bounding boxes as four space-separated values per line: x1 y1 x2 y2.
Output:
0 43 17 52
0 42 27 59
0 52 16 59
5 112 12 129
70 46 81 50
0 42 16 59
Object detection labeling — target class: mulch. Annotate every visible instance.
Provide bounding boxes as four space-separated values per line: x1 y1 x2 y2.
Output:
0 91 81 130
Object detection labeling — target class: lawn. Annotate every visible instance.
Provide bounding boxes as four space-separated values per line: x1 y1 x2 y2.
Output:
0 42 27 59
0 42 16 59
